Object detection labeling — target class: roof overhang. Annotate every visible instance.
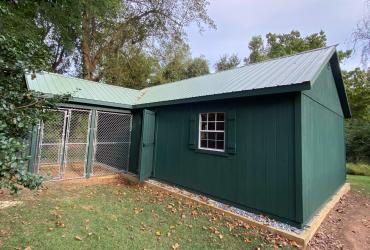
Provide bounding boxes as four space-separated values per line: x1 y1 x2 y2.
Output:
133 81 311 108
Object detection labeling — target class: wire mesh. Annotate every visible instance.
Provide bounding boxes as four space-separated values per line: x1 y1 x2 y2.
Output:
63 109 91 179
36 109 67 179
92 111 132 176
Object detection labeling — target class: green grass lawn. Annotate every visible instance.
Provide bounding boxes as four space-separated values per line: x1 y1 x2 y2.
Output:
0 182 295 250
347 175 370 197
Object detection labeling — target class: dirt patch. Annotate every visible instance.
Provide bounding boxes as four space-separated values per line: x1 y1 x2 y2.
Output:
308 191 370 250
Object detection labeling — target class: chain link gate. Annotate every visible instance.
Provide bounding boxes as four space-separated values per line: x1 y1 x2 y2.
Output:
92 111 132 176
34 108 132 180
63 109 91 179
35 109 68 179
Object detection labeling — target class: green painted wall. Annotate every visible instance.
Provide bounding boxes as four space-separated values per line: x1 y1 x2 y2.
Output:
151 94 298 223
129 110 142 174
300 63 346 224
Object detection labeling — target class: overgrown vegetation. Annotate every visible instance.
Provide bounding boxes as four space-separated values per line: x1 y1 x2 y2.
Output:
346 162 370 176
0 183 297 249
0 1 67 193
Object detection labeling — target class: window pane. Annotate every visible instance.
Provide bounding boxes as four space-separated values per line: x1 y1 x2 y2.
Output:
208 122 215 130
201 140 207 148
208 132 215 140
201 122 207 130
217 113 224 121
216 141 224 150
208 113 215 121
216 122 224 131
201 113 207 122
200 132 208 140
208 140 215 148
216 132 224 140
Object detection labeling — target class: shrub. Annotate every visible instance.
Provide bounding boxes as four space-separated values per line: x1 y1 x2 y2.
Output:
346 162 370 176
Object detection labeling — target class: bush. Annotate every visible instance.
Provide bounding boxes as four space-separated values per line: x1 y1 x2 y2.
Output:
346 162 370 176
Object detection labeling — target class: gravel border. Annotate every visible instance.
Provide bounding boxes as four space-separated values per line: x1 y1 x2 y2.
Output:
148 179 306 234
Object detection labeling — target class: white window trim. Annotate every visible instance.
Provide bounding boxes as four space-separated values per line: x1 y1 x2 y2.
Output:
198 112 225 152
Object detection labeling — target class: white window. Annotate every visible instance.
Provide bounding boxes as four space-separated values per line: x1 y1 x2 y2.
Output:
199 112 225 152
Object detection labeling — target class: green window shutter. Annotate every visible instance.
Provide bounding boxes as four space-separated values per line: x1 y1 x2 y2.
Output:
227 111 236 154
189 114 197 149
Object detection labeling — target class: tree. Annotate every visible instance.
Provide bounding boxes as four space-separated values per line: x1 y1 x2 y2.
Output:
215 54 241 72
343 68 370 162
0 1 67 193
245 30 327 64
186 56 209 78
246 36 267 64
353 0 370 68
159 36 209 83
36 0 215 81
343 68 370 120
101 46 160 89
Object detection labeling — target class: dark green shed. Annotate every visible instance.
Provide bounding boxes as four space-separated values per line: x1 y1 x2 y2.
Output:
26 46 350 227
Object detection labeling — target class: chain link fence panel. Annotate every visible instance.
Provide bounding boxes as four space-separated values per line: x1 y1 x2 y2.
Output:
92 111 132 176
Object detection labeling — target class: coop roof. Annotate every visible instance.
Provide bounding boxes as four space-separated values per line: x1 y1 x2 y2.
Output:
25 72 140 109
25 46 350 117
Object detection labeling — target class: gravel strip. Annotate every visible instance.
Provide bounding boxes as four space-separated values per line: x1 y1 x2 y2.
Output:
148 179 305 234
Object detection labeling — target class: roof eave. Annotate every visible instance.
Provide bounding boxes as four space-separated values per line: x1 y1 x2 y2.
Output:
133 82 311 109
329 53 352 118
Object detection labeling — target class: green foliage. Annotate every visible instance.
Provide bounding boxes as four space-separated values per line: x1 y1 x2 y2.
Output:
0 1 67 193
215 54 241 72
102 46 160 89
159 37 209 84
186 57 210 78
343 68 370 121
346 162 370 176
343 68 370 163
245 30 327 64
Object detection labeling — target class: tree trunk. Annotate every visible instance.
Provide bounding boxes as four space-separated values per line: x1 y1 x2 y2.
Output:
82 10 93 80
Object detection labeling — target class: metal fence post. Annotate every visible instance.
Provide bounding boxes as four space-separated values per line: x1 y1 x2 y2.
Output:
85 109 97 178
27 124 40 173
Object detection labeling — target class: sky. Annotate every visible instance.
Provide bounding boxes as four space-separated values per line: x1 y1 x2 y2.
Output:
185 0 367 71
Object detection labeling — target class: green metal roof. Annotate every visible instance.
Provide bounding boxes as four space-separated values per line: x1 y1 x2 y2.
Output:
25 46 350 117
137 46 337 105
25 72 140 108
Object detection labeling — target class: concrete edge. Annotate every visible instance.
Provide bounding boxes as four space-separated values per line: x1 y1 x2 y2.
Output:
143 180 351 249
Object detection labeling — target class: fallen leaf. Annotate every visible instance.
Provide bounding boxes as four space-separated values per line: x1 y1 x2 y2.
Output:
172 242 180 249
75 235 82 241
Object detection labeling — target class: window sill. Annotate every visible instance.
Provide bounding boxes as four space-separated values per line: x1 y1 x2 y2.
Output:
195 148 229 157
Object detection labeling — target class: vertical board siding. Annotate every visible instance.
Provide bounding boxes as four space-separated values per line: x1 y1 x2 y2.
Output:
301 63 346 224
152 95 297 223
128 110 142 174
303 64 344 117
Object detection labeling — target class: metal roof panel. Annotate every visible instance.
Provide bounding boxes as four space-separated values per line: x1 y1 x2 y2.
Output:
25 46 338 109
